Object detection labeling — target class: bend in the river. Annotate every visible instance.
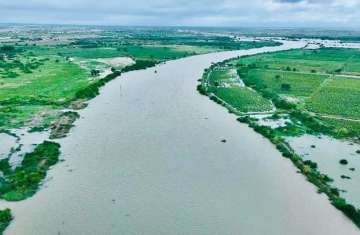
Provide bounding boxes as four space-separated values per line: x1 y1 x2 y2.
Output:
1 41 359 235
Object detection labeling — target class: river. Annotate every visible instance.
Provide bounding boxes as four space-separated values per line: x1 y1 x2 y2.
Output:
1 41 359 235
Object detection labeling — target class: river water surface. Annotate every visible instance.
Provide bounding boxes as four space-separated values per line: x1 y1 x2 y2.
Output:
1 41 359 235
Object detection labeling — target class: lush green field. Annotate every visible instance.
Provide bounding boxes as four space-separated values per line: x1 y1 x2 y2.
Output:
307 77 360 119
236 48 360 138
213 87 273 113
50 45 196 60
238 48 360 76
241 69 328 97
201 66 273 113
0 53 89 129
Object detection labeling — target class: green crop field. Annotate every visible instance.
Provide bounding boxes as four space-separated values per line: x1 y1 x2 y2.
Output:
202 66 273 113
234 47 360 139
307 77 360 119
213 87 273 113
242 69 328 97
201 47 360 139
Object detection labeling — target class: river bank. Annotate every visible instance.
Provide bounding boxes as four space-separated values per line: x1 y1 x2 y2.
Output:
198 45 360 229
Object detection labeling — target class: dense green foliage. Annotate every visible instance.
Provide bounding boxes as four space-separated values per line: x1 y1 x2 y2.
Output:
0 209 12 234
0 141 60 201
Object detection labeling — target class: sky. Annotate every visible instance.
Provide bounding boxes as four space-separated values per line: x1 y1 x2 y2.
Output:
0 0 359 28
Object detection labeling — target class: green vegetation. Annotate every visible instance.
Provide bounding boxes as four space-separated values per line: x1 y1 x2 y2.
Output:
200 65 273 113
0 27 280 133
199 47 360 229
319 117 360 138
237 48 360 139
0 141 60 201
0 209 12 234
240 69 328 97
212 87 272 113
307 77 360 119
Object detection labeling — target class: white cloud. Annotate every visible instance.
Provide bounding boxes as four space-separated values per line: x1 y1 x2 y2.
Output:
0 0 359 27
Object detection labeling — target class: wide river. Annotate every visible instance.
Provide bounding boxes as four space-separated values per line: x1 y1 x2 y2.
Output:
1 41 359 235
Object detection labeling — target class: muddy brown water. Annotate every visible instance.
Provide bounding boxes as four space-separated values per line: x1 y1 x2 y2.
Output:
1 41 359 235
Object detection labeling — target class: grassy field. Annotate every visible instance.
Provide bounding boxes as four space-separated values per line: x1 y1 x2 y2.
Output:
241 69 328 97
213 87 273 113
307 77 360 119
202 66 273 113
238 48 360 75
0 54 89 129
236 48 360 138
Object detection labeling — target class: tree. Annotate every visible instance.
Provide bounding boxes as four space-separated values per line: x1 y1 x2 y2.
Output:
91 69 100 76
281 83 291 91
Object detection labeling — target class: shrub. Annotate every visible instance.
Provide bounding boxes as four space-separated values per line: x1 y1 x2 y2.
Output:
0 208 12 233
0 141 61 201
281 83 291 91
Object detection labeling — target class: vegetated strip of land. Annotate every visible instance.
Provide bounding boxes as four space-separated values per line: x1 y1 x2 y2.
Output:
198 47 360 229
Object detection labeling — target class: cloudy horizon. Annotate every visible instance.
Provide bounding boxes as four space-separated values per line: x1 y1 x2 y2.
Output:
0 0 359 28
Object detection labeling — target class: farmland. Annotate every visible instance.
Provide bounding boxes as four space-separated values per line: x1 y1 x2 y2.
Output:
236 48 360 138
198 47 360 228
201 66 273 113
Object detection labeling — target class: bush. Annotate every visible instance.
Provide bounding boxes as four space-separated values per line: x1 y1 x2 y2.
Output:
304 160 318 169
197 84 207 95
121 59 157 73
281 83 291 91
331 198 360 227
0 208 12 233
0 141 61 201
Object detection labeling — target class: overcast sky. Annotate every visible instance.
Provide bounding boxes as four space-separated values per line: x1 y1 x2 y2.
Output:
0 0 359 28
